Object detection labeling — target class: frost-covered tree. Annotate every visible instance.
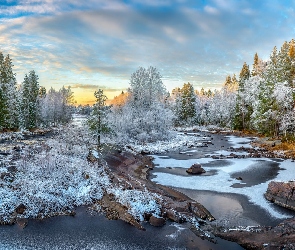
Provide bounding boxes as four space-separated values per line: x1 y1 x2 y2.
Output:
39 86 74 127
87 89 111 148
109 66 173 143
21 70 40 129
0 54 20 130
172 83 197 126
233 62 251 130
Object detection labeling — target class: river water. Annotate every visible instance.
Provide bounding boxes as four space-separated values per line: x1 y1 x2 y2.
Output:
150 132 295 229
1 129 294 249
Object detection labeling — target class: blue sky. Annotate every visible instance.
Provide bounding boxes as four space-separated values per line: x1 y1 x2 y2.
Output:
1 0 295 104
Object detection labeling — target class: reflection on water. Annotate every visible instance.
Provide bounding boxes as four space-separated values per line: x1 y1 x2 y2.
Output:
175 189 261 228
0 207 244 250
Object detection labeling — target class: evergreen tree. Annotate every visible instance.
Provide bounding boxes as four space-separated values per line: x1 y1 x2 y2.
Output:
21 70 40 129
0 52 6 129
224 75 232 86
87 89 111 148
0 54 19 130
251 53 259 76
179 82 196 125
233 62 250 130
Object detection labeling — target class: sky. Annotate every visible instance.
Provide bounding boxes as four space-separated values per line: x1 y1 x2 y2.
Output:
1 0 295 104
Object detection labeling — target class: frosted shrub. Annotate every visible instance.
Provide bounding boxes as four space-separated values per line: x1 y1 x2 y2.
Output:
109 188 161 221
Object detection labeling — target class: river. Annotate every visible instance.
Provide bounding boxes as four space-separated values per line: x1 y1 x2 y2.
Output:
1 128 294 249
150 132 295 229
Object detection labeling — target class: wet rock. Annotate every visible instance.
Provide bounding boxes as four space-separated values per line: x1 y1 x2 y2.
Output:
236 177 243 181
265 181 295 211
15 204 27 214
163 209 186 223
149 215 166 227
186 164 206 175
140 150 150 155
16 218 28 229
215 217 295 250
187 201 215 221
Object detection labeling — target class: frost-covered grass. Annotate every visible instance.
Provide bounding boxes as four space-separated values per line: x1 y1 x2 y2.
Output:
123 131 212 154
0 139 110 222
0 117 162 224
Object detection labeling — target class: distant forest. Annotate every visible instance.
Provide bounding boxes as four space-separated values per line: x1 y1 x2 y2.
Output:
2 39 295 142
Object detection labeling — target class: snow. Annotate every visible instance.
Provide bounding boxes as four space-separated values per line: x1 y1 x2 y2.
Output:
153 155 214 168
226 135 254 148
124 132 214 154
151 156 294 219
0 116 161 224
109 188 161 221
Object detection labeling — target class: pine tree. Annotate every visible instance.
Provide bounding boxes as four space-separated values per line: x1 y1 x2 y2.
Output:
224 75 232 86
233 62 250 130
87 89 111 148
0 52 6 129
251 53 259 76
21 70 40 129
239 62 250 89
178 83 197 125
0 54 20 130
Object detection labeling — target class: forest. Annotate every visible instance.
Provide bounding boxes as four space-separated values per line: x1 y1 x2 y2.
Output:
1 39 295 144
86 39 295 147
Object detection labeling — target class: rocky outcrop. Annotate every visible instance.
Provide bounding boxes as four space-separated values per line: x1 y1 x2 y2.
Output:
186 163 206 175
215 217 295 249
101 149 215 232
98 193 145 230
265 181 295 211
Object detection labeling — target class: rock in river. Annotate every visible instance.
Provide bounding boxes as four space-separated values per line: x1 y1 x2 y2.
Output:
149 215 166 227
186 163 206 175
265 181 295 211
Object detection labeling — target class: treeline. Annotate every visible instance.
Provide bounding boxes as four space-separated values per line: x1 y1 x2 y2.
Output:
168 40 295 137
89 39 295 144
0 52 74 131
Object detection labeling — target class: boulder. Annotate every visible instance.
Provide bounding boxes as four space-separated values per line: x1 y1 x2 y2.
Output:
149 215 165 227
265 181 295 211
15 204 26 214
186 163 206 175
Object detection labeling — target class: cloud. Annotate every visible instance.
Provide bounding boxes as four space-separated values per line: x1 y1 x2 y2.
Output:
1 0 295 103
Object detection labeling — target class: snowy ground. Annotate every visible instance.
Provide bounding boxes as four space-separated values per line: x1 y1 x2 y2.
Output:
150 136 294 220
0 115 161 223
124 131 213 154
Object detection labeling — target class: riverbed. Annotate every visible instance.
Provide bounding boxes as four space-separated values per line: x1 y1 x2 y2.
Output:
1 129 294 249
150 132 295 229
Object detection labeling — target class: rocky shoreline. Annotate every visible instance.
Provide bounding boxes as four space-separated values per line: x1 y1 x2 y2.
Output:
96 148 216 238
95 132 295 249
2 127 295 249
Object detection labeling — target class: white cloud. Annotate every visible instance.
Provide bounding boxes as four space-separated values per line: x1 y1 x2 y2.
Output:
204 5 219 15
